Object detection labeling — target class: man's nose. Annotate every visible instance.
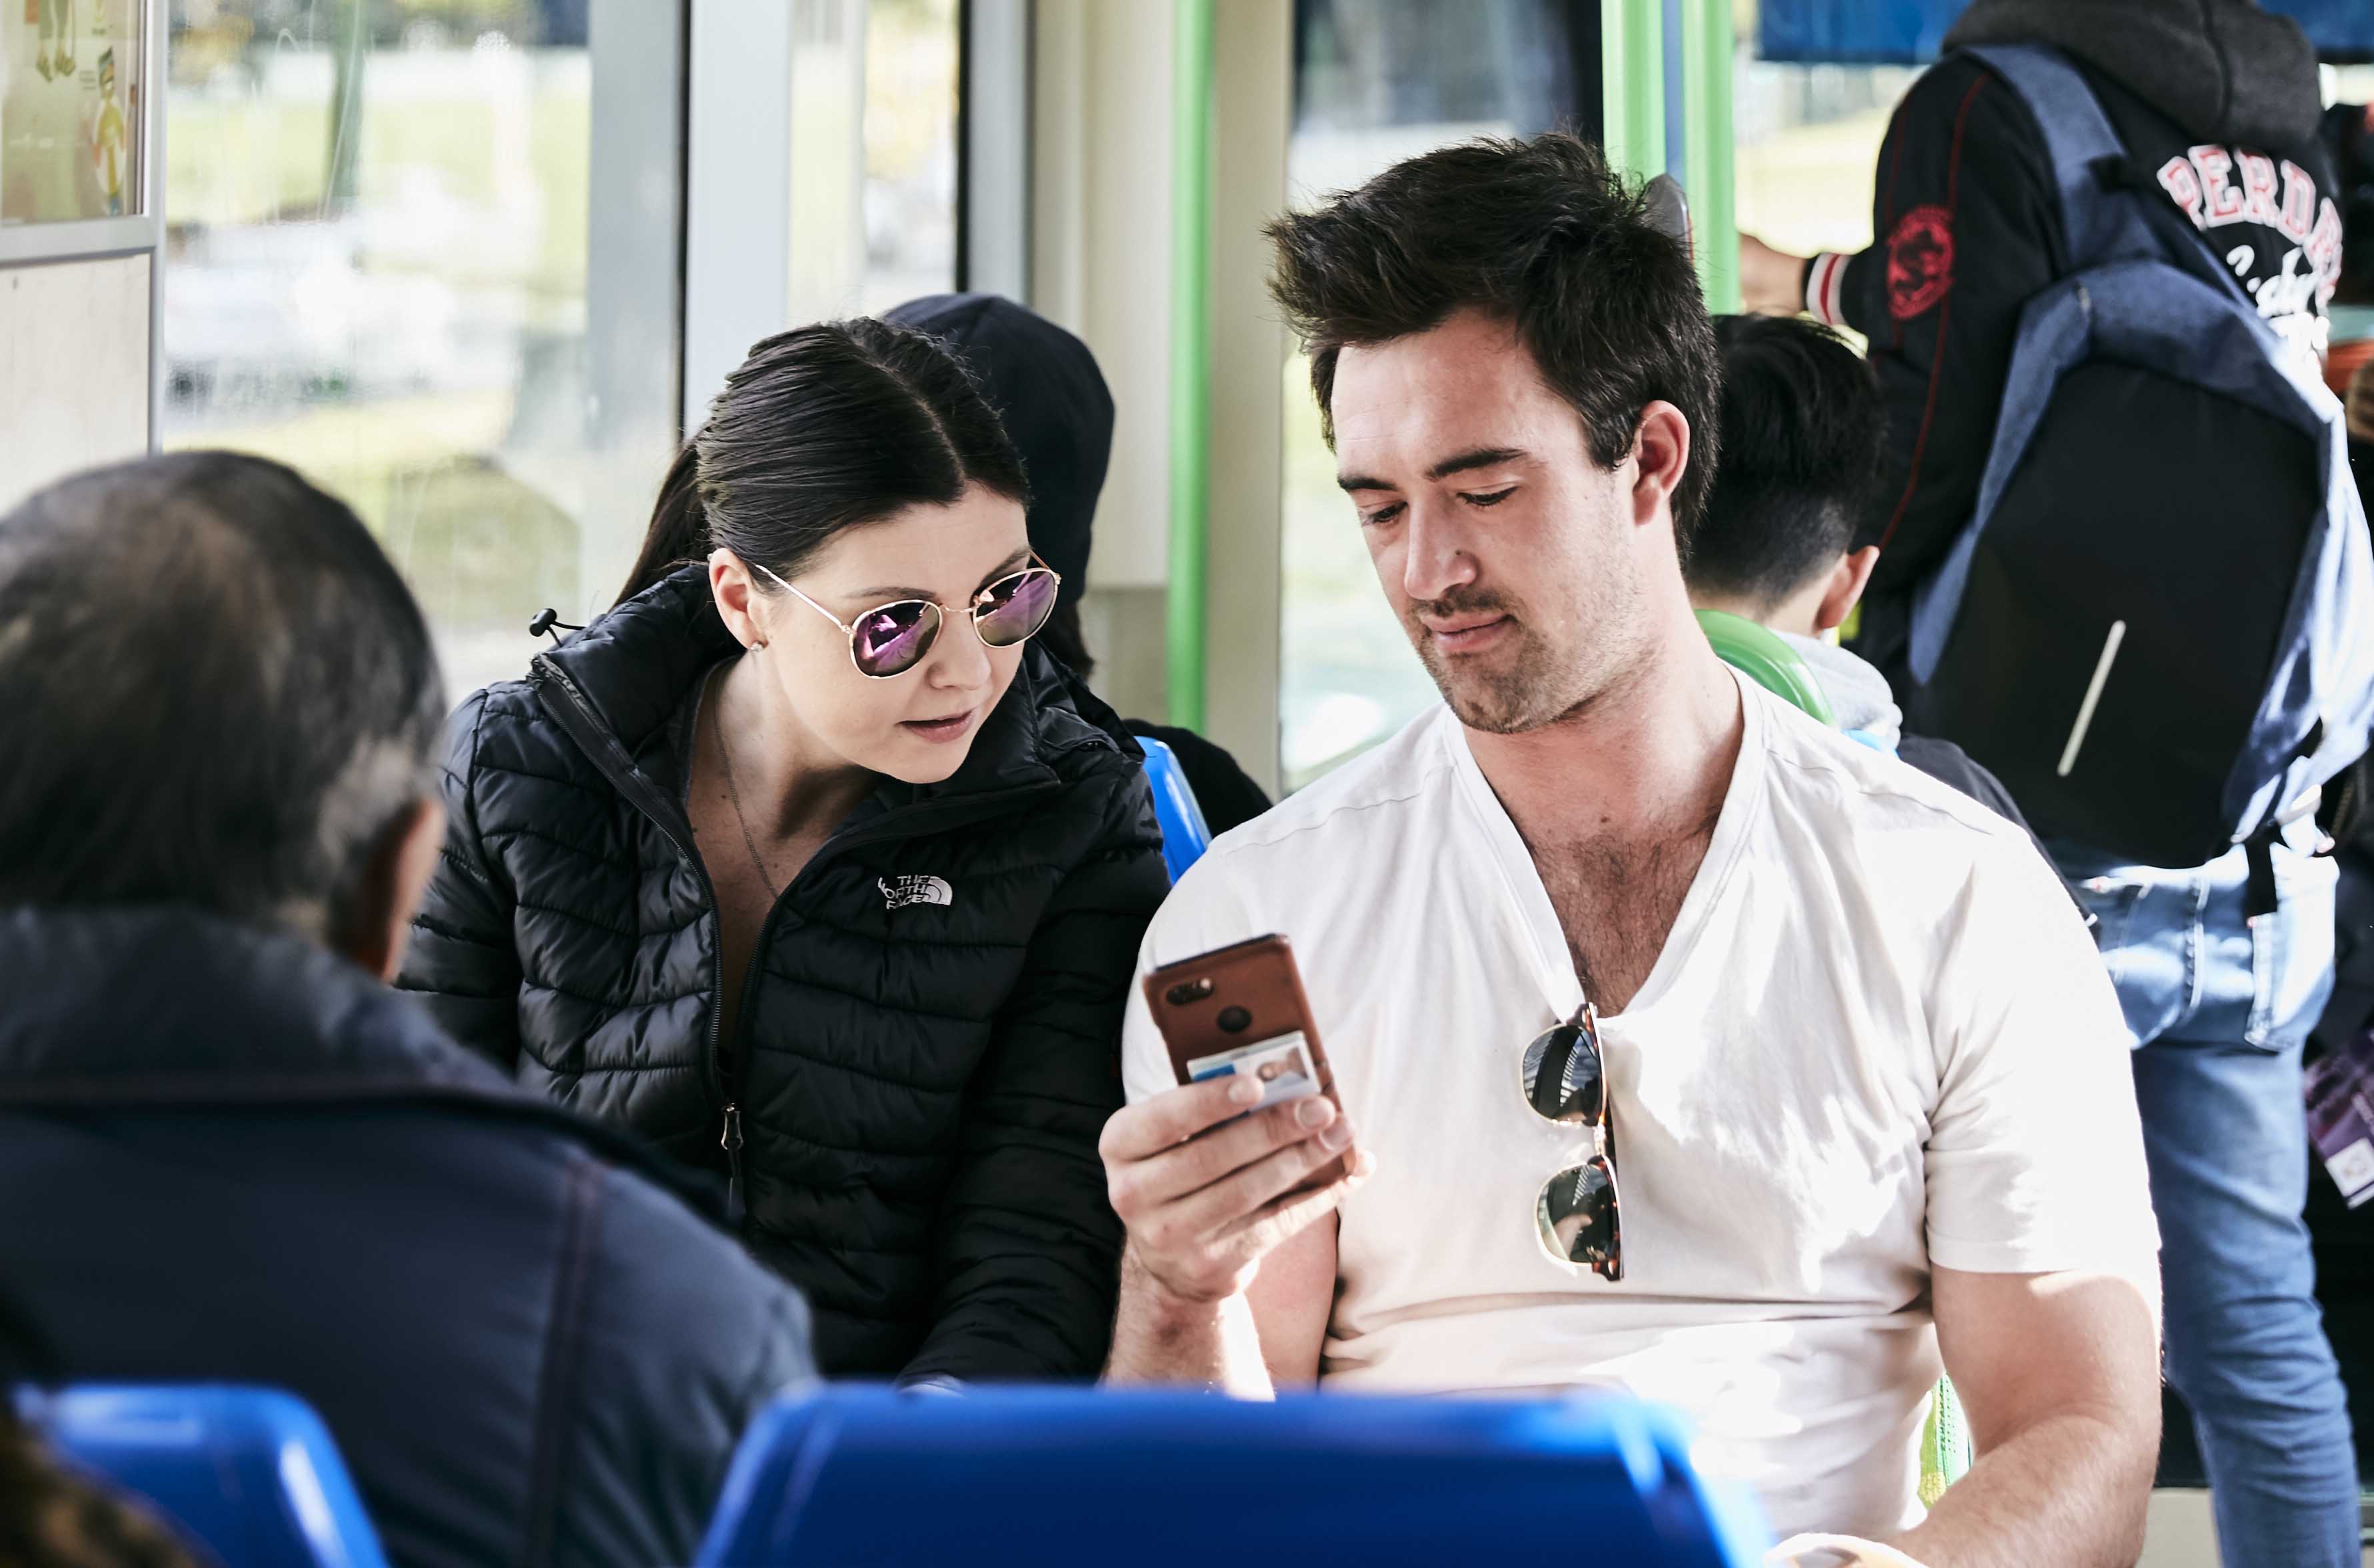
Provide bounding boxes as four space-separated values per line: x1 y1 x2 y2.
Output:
1400 499 1480 607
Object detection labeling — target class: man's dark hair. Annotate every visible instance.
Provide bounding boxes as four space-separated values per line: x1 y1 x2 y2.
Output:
1689 315 1883 610
0 453 445 947
1266 133 1722 549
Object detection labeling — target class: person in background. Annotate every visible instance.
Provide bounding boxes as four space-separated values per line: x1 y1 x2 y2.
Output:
1689 314 2035 833
398 320 1169 1383
885 293 1275 835
1103 133 2163 1565
0 453 815 1568
1741 5 2363 1560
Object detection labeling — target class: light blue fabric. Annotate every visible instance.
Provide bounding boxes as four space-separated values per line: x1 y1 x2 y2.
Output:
2055 828 2361 1567
1779 632 1902 747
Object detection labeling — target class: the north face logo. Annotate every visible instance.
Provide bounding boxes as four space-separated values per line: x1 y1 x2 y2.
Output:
880 875 953 911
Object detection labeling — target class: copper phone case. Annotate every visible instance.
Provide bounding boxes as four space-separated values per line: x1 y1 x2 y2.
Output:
1143 933 1341 1112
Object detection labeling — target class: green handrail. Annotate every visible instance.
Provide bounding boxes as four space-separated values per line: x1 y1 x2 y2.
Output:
1167 0 1213 731
1681 0 1740 312
1599 0 1666 181
1695 609 1835 726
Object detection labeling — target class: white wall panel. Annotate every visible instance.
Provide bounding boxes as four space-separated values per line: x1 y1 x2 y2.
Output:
0 255 151 512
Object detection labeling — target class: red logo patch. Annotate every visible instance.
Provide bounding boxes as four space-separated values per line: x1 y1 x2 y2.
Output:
1886 205 1955 321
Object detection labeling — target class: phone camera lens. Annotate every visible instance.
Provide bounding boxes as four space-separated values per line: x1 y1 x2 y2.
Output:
1217 1006 1253 1034
1164 978 1215 1007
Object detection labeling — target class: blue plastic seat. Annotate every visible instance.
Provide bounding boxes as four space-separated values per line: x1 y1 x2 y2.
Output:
695 1385 1769 1567
1137 735 1214 881
22 1384 389 1568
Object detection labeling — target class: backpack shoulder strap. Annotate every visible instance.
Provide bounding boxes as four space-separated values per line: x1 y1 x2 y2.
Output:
1957 43 2135 267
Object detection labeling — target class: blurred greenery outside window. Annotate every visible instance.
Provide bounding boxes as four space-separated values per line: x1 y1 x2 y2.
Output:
161 0 956 703
859 0 956 317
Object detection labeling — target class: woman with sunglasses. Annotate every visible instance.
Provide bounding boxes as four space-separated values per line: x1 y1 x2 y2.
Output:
397 320 1171 1383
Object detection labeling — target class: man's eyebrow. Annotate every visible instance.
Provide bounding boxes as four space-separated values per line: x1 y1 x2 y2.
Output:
1336 448 1529 493
1425 447 1527 483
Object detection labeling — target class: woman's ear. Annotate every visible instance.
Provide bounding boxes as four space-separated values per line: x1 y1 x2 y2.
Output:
709 549 768 651
343 798 446 981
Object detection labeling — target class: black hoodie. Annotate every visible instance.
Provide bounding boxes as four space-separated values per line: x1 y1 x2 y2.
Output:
886 293 1275 833
1805 0 2343 678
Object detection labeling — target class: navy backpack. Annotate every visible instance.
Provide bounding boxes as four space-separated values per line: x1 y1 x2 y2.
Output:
1903 44 2374 869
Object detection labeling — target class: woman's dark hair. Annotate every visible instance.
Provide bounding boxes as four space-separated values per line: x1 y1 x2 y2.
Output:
619 319 1030 603
1689 315 1883 610
1266 132 1721 553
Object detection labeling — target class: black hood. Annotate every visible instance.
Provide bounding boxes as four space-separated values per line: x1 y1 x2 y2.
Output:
883 293 1113 619
1945 0 2323 149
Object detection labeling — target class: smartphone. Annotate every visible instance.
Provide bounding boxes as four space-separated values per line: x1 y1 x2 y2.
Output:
1142 934 1346 1183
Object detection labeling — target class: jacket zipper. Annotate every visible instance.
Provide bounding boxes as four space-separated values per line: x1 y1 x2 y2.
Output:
531 655 1065 1225
705 792 1064 1223
719 1101 745 1224
533 659 741 1136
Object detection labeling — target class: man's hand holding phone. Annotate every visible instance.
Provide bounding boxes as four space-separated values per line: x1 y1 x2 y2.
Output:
1104 933 1371 1390
1099 1075 1371 1307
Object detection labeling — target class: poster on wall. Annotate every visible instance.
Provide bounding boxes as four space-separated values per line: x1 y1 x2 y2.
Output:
1 0 143 224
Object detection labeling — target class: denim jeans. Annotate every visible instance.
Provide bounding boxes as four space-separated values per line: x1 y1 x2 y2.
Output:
2056 823 2360 1568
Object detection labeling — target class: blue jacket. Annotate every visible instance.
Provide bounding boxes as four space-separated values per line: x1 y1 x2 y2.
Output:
0 905 814 1568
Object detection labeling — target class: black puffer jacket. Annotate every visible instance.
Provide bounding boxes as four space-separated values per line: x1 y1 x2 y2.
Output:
396 565 1167 1381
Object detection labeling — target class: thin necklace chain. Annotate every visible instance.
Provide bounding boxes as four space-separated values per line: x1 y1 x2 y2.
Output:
711 669 779 901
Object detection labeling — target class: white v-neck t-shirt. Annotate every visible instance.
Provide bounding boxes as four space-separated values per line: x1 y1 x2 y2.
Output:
1121 673 2157 1540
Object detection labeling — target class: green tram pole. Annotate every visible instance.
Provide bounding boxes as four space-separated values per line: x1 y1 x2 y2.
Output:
1683 0 1741 312
1599 0 1665 184
1167 0 1214 732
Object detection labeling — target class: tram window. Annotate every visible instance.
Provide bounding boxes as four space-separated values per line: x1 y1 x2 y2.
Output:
1733 60 1919 311
858 0 959 315
155 0 957 699
159 0 679 700
1279 0 1596 791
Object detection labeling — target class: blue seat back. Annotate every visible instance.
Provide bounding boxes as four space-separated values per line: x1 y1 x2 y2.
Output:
695 1386 1769 1567
1136 735 1213 881
23 1385 389 1568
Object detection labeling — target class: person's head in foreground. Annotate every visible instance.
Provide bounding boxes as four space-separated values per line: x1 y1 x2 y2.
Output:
1687 315 1883 640
0 452 446 971
1097 133 2162 1567
0 453 813 1568
619 317 1049 787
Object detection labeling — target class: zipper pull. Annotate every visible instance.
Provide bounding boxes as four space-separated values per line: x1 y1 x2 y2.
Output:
720 1103 746 1227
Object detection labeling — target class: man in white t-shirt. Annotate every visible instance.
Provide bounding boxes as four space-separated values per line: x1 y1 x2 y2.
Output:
1098 133 2163 1565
